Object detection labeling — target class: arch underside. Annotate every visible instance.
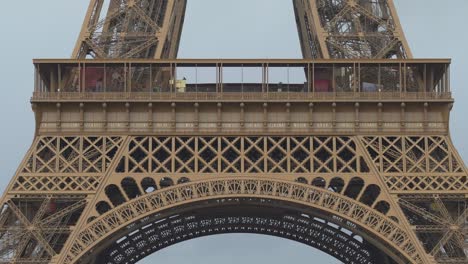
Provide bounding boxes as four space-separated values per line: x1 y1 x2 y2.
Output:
82 199 403 264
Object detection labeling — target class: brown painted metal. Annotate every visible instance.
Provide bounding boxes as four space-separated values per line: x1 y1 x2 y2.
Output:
293 0 413 59
0 1 466 264
73 0 411 59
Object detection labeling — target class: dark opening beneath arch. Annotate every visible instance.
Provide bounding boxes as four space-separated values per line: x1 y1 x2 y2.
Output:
81 198 405 264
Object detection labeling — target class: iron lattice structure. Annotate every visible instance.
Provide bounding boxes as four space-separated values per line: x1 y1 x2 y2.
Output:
74 0 411 59
0 1 466 264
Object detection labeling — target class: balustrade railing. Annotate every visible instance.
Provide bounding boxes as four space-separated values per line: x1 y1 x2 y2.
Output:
32 91 452 101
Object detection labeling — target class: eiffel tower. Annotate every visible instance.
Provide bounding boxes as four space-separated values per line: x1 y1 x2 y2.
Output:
0 1 466 263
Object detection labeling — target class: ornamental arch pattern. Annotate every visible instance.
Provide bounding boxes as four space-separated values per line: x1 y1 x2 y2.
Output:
66 178 421 264
0 0 467 263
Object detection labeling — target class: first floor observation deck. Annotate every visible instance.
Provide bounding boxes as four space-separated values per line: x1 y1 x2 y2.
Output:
30 59 453 135
32 59 452 103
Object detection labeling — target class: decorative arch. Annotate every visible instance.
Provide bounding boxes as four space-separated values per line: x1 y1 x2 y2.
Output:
63 178 424 264
94 200 378 264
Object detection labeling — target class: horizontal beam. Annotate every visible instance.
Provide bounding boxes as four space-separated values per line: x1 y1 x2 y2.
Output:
31 92 453 103
33 58 452 65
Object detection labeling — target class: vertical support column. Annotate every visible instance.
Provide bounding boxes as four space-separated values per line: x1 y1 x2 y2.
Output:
400 102 406 129
217 136 221 174
298 0 330 58
262 63 267 95
240 103 245 128
148 103 153 130
332 103 337 128
79 103 85 131
154 0 178 59
217 103 222 131
424 102 429 130
240 136 245 173
217 64 222 95
194 136 198 173
125 103 130 131
171 102 176 129
263 103 268 129
34 65 38 93
378 103 383 128
194 103 199 130
50 69 57 93
355 102 360 129
102 103 107 131
56 103 61 130
447 65 451 93
308 103 314 129
72 0 102 58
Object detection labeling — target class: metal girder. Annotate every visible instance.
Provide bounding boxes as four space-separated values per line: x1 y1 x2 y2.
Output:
6 200 57 260
399 197 467 260
0 1 467 264
74 0 411 60
73 0 185 59
294 0 412 59
39 200 86 227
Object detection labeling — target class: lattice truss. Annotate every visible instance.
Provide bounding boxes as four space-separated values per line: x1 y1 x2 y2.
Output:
314 0 410 58
65 179 424 264
1 133 466 263
361 136 468 262
361 136 467 192
116 136 370 174
76 0 410 60
399 196 468 263
0 136 124 263
0 197 86 264
15 136 123 193
74 0 185 59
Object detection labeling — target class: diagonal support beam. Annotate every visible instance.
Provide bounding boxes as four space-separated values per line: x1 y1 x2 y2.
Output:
6 200 56 258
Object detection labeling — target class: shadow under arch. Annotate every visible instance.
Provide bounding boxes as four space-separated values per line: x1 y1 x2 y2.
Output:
65 178 422 264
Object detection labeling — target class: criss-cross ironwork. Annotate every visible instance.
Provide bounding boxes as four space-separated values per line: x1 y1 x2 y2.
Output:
0 1 466 264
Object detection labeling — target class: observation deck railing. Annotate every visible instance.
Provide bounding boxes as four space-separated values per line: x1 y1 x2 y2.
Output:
32 59 452 102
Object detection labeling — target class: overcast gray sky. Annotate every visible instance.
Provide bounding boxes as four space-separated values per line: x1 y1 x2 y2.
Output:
0 1 466 263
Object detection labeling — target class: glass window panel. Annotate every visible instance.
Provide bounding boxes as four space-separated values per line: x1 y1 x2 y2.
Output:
380 65 400 92
360 65 379 92
222 66 243 93
314 65 333 92
334 65 354 93
131 65 151 93
60 65 81 93
106 64 126 92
